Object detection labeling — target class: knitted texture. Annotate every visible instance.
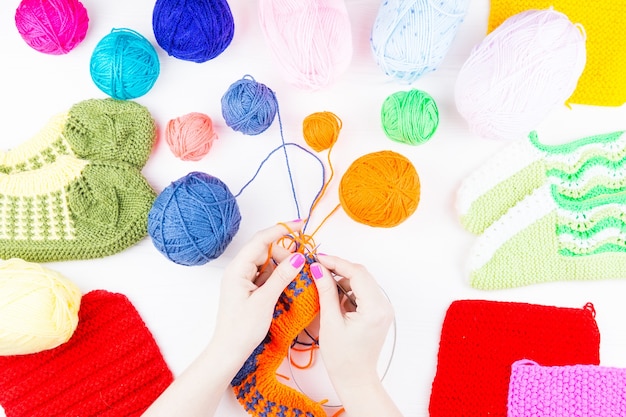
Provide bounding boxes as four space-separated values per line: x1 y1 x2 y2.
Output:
488 0 626 106
0 98 156 174
0 290 174 417
231 255 326 417
429 300 600 417
507 359 626 417
457 131 626 289
0 156 156 262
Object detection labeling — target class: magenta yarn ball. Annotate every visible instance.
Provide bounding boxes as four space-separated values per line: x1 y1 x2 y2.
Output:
15 0 89 55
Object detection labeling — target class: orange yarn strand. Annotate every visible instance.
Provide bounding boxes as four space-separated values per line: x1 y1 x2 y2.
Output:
289 344 319 369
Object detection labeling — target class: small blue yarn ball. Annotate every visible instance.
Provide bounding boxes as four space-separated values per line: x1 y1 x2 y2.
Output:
90 28 160 100
221 75 278 135
148 171 242 266
152 0 235 63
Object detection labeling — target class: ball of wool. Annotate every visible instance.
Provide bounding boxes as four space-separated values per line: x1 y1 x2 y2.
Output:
339 150 420 227
14 0 89 55
152 0 235 63
381 89 439 145
0 258 81 355
221 75 278 136
258 0 353 90
302 111 342 152
148 172 241 266
371 0 470 83
166 112 219 161
90 28 161 100
455 8 586 140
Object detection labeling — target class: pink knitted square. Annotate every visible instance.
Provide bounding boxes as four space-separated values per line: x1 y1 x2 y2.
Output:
508 359 626 417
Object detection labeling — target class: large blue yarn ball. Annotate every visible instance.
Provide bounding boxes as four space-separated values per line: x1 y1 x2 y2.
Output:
90 28 160 100
152 0 235 63
148 172 241 266
221 75 278 135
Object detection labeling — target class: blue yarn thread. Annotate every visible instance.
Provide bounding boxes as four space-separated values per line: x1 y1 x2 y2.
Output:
90 28 160 100
148 172 242 266
152 0 235 63
370 0 470 83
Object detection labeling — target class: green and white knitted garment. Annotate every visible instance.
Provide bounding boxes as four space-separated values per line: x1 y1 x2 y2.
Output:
457 131 626 289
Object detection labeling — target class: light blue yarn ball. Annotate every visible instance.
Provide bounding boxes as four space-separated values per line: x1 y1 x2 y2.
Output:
148 171 242 266
371 0 470 83
90 28 160 100
221 75 278 136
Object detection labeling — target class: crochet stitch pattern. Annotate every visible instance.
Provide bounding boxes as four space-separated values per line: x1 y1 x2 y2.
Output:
487 0 626 106
457 131 626 289
0 155 156 262
231 255 326 417
0 98 155 174
0 290 174 417
507 360 626 417
429 300 600 417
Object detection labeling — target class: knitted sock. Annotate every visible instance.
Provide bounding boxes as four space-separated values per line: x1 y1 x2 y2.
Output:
429 300 600 417
458 131 626 289
488 0 626 106
0 290 173 417
507 360 626 417
231 255 326 417
0 98 156 174
0 155 156 262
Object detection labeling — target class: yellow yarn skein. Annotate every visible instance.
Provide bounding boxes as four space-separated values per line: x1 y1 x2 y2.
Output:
0 258 81 355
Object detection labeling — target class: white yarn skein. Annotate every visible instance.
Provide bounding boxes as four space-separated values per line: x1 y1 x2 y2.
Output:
455 8 586 140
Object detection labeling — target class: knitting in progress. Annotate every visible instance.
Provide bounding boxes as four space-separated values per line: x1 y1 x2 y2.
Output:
457 131 626 289
429 300 600 417
507 359 626 417
0 290 173 417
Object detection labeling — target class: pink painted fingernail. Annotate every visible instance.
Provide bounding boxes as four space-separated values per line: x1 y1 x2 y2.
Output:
291 218 303 222
311 264 324 279
290 253 305 268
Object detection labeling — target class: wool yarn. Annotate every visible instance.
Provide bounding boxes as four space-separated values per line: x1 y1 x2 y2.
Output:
258 0 353 90
302 111 342 152
148 171 241 266
221 75 278 135
381 89 439 145
90 28 160 100
339 150 420 227
0 258 81 356
455 8 586 140
429 300 600 417
165 112 218 161
15 0 89 55
152 0 234 63
371 0 470 83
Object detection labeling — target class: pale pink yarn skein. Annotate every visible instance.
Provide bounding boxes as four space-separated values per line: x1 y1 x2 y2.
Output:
258 0 353 91
455 8 586 140
165 112 219 161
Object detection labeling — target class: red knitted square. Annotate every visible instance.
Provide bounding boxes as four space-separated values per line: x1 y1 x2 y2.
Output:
0 290 174 417
428 300 600 417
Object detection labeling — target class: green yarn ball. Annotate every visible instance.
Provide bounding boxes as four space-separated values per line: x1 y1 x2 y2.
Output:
380 89 439 146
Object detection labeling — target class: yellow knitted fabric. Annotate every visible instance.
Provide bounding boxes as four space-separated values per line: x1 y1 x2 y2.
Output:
488 0 626 106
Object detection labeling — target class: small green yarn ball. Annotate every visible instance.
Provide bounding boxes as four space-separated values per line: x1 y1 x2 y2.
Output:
380 89 439 145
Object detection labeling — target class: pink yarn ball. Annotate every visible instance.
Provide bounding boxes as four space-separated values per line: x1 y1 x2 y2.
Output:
15 0 89 55
165 112 219 161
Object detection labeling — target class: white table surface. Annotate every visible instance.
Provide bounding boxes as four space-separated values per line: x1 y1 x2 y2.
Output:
2 1 626 416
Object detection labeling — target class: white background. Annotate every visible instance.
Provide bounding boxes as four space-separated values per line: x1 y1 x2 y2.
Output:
2 1 626 416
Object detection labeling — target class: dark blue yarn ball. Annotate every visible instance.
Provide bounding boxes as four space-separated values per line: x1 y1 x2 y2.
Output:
152 0 235 63
221 76 278 135
148 171 241 266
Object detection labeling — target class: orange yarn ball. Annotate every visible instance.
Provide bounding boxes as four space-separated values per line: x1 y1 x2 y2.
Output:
165 112 218 161
302 111 342 152
339 150 420 227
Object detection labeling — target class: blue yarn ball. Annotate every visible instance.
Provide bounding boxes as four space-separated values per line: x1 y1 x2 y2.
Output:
152 0 234 63
221 75 278 135
148 172 242 266
90 28 160 100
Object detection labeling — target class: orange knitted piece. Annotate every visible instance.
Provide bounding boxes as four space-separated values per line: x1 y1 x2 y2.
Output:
232 255 325 417
488 0 626 106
